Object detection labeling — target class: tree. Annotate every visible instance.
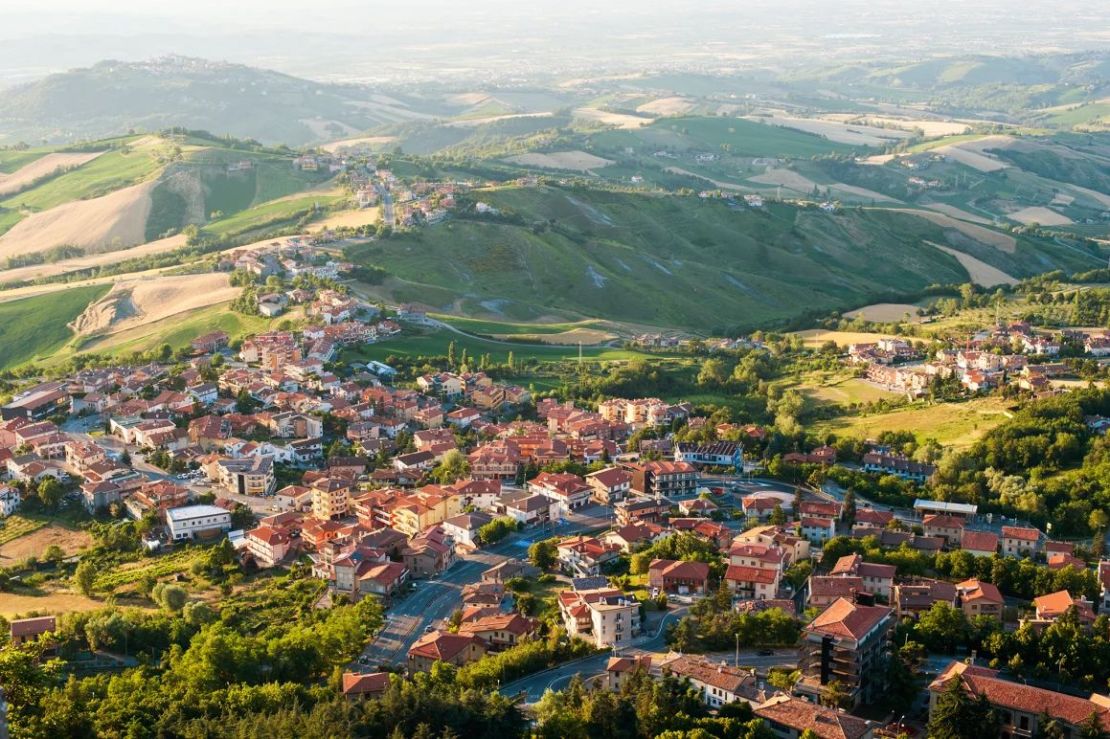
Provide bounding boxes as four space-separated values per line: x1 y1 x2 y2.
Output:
927 677 999 739
820 679 850 710
430 449 470 484
529 539 558 571
769 504 787 526
668 617 698 653
842 489 857 525
151 583 188 612
36 477 64 509
915 602 970 653
73 560 96 596
1079 712 1110 739
1089 509 1109 555
477 517 517 546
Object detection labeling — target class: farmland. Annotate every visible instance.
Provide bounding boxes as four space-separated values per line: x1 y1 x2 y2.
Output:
0 284 109 369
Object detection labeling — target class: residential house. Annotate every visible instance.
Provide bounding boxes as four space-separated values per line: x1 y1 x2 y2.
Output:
457 613 538 650
557 587 640 648
586 466 632 505
928 661 1110 739
557 535 620 578
829 554 895 601
1001 526 1042 557
407 631 488 672
341 672 390 701
623 460 697 498
755 696 874 739
922 515 966 547
961 530 999 557
9 616 56 647
660 654 765 708
647 559 710 596
955 579 1004 619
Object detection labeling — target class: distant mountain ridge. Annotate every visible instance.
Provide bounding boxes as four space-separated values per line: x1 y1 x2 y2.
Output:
0 56 435 146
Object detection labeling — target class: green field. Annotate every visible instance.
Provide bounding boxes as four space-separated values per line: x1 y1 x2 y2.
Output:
350 185 1093 332
432 314 610 336
1 144 164 212
0 147 53 173
812 396 1013 448
342 327 649 366
0 285 110 370
77 302 280 359
203 193 345 240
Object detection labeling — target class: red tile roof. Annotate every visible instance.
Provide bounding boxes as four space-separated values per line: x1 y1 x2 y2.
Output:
807 597 891 641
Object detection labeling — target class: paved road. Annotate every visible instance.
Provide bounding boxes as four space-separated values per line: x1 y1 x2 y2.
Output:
358 508 612 669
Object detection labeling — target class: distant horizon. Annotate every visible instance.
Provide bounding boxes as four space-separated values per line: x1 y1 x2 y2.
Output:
2 0 1108 86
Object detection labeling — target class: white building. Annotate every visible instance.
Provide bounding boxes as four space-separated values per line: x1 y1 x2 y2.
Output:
166 505 232 541
0 486 21 517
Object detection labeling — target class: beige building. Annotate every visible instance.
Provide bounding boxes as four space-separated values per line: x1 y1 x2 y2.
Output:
558 587 641 647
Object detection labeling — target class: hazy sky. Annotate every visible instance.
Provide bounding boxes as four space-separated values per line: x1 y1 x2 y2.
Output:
3 0 1108 85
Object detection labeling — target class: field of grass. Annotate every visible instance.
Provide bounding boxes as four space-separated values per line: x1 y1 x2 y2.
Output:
0 147 53 173
77 301 281 358
1 144 164 212
0 285 110 369
342 327 649 366
787 372 899 407
432 314 611 337
203 192 345 240
812 396 1013 448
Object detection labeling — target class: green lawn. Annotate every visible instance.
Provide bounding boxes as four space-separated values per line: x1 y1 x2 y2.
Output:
342 328 649 366
0 285 110 370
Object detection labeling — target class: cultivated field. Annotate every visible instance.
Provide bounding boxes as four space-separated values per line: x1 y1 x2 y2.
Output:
71 273 239 336
494 327 618 345
504 151 614 172
319 136 397 154
309 207 381 231
0 591 105 619
0 234 187 283
572 107 653 129
927 242 1018 286
844 303 922 322
749 114 911 146
793 329 896 347
1006 206 1074 226
934 138 1010 171
0 151 103 196
885 208 1016 252
637 97 695 116
922 202 993 225
747 167 894 202
0 179 156 259
0 524 92 563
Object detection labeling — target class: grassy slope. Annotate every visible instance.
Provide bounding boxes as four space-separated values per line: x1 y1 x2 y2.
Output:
591 115 862 158
350 185 1087 332
0 285 109 369
0 145 164 212
202 193 345 241
812 396 1013 448
0 147 54 173
341 327 648 366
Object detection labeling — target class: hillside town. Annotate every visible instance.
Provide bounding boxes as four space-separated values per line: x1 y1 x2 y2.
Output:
4 309 1110 739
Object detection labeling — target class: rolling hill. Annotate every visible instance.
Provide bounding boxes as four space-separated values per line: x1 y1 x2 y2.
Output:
346 185 1098 333
0 56 436 146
